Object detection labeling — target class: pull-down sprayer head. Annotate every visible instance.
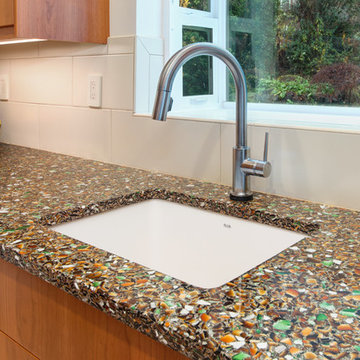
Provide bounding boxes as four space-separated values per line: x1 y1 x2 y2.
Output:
152 42 247 149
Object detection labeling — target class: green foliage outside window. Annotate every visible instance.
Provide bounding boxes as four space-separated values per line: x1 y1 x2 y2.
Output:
277 0 359 76
228 32 256 101
229 0 251 18
179 0 360 106
183 27 213 96
180 0 210 11
229 0 360 105
256 76 334 104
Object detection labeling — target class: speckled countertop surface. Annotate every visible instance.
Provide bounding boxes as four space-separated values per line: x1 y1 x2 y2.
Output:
0 143 359 360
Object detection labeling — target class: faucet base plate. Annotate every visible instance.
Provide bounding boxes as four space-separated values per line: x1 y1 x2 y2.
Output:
229 193 253 202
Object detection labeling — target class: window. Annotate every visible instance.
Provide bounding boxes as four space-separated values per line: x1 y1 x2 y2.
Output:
166 0 226 110
180 0 211 12
182 25 213 96
167 0 360 126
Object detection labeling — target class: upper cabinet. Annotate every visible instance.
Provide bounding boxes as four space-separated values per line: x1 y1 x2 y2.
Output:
0 0 109 44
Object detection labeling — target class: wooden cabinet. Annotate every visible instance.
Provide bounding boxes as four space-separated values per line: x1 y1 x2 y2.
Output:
0 259 189 360
0 330 38 360
0 0 14 28
0 0 109 44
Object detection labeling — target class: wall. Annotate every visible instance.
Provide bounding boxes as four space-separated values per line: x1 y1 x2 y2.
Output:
0 3 359 211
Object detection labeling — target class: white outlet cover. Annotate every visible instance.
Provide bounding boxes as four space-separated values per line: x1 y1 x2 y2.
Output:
0 74 9 101
88 74 102 108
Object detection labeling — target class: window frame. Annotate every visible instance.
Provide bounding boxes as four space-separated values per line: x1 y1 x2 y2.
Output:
162 0 360 131
166 0 228 111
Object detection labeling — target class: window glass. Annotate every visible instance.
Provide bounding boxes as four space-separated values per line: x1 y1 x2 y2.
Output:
229 0 251 18
179 0 211 12
182 26 213 96
228 32 256 101
228 0 360 106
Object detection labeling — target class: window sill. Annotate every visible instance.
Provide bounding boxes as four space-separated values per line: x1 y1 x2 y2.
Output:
162 103 360 134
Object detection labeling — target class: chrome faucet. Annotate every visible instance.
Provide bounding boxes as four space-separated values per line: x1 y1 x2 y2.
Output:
152 42 271 201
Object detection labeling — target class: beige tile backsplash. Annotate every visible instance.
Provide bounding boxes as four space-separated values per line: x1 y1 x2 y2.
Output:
0 102 39 148
39 106 112 163
0 60 10 74
221 124 360 209
0 37 359 210
10 57 73 105
111 112 221 182
73 54 134 110
0 42 38 59
38 41 108 58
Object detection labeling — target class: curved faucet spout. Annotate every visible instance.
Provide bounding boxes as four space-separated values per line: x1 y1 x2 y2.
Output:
152 42 247 148
152 42 271 201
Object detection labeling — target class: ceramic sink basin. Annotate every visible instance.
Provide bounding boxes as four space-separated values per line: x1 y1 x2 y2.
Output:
52 199 305 288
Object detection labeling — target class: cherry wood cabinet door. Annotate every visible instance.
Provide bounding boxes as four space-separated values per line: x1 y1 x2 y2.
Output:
0 259 189 360
0 0 108 43
0 0 14 27
16 0 109 43
0 330 39 360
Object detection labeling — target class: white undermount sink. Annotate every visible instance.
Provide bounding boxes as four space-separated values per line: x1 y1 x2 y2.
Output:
52 199 305 288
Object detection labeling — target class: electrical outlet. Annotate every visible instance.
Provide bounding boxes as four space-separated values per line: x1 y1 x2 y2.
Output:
88 74 102 108
0 74 9 101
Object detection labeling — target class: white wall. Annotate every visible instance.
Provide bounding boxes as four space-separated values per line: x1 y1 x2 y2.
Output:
0 3 359 211
110 0 136 36
136 0 163 37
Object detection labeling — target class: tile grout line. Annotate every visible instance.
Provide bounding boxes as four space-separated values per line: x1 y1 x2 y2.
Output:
37 103 40 150
219 123 222 184
110 110 113 163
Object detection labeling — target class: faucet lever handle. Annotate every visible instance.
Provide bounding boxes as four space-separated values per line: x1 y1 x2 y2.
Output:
240 132 271 178
263 132 269 162
168 97 174 112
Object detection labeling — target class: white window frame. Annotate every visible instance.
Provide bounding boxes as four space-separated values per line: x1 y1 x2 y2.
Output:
163 0 360 131
165 0 227 112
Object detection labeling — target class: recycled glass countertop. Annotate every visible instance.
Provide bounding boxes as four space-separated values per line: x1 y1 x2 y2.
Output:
0 143 359 360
